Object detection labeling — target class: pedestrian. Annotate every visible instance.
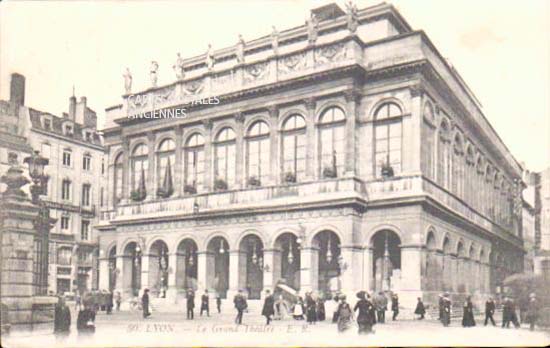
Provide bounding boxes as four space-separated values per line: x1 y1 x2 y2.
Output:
77 300 96 335
484 297 496 326
234 290 248 325
106 290 114 314
391 293 399 321
462 296 476 327
293 297 305 320
216 292 222 314
509 297 520 328
331 294 340 323
441 293 451 327
336 295 353 333
115 291 121 311
200 289 210 316
54 296 71 337
374 292 387 323
75 291 82 311
186 289 195 319
526 293 538 331
316 296 326 321
354 291 375 335
101 290 108 312
438 294 444 320
262 289 275 325
141 288 151 319
305 292 317 324
414 297 426 320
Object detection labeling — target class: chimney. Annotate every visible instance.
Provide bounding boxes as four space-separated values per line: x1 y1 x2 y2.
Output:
75 96 87 125
311 3 345 22
69 95 77 120
10 73 25 106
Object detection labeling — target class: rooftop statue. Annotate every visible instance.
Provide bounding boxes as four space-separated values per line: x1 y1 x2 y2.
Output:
173 53 185 80
206 44 215 70
307 13 319 44
271 26 279 54
345 1 359 33
236 34 246 64
150 61 159 87
123 67 132 94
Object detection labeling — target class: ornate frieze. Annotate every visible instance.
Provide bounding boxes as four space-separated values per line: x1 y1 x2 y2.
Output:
278 52 308 76
314 43 348 66
244 61 270 84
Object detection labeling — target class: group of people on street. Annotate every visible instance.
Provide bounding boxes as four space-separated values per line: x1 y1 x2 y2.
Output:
289 292 326 323
54 292 100 338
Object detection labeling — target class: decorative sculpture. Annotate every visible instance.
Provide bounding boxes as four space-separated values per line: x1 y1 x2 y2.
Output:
345 1 359 33
306 13 319 45
236 34 245 64
271 26 279 54
173 53 185 80
206 44 215 70
150 61 159 87
123 68 132 94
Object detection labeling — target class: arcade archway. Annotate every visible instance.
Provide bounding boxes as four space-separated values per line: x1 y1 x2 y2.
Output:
273 233 301 291
371 230 401 292
176 239 198 291
312 230 341 296
206 237 229 298
239 234 264 299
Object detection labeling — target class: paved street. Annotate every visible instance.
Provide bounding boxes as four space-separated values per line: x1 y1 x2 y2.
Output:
3 305 550 347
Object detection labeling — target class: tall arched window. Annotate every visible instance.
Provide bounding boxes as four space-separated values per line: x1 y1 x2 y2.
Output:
281 114 306 182
184 133 205 192
246 121 270 186
452 133 464 197
156 138 175 197
374 102 402 177
318 107 345 178
113 152 123 204
131 143 148 192
214 127 236 188
422 103 436 180
437 119 450 188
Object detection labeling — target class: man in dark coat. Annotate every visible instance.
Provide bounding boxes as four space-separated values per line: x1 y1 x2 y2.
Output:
441 293 451 327
234 290 248 325
54 297 71 335
106 291 114 314
316 297 326 321
391 293 399 321
186 289 195 319
526 293 539 331
484 297 496 326
509 298 520 328
216 293 222 313
261 289 275 325
414 297 426 320
375 292 387 323
141 289 151 319
462 296 476 327
305 292 317 324
77 301 96 335
200 290 210 317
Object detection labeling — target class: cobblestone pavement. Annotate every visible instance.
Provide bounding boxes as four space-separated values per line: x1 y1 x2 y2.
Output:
4 307 550 347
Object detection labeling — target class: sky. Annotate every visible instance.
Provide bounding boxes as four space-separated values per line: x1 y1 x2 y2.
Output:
1 0 549 171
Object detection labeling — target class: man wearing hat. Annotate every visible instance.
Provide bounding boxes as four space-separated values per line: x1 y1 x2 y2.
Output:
233 289 248 325
441 293 451 327
141 288 151 319
526 293 539 331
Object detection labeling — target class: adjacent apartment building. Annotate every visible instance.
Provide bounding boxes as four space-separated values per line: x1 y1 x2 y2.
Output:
97 3 525 310
0 73 106 295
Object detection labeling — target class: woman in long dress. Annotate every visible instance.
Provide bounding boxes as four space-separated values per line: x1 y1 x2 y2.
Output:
336 295 354 332
316 297 326 321
354 291 375 334
293 297 305 320
462 296 476 327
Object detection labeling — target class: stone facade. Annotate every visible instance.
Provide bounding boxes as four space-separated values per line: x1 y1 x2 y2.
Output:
98 3 524 311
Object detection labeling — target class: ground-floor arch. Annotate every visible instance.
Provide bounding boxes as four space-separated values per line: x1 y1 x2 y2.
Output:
312 230 341 296
149 240 169 297
122 242 141 297
206 236 229 298
371 229 401 293
239 234 264 299
273 232 301 291
176 238 198 291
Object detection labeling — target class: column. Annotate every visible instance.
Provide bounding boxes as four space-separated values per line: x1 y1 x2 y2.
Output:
146 131 156 200
197 251 208 291
399 246 423 309
98 257 109 291
450 253 458 293
174 126 184 196
167 253 178 301
473 260 481 294
434 249 445 292
228 250 242 298
362 247 373 292
116 254 129 299
408 85 423 174
262 249 278 292
300 247 318 293
235 113 245 189
203 120 213 190
339 246 362 299
304 98 316 180
141 254 150 294
121 136 130 201
344 89 359 176
268 106 279 185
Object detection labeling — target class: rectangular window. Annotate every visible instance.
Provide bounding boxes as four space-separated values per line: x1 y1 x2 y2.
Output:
81 220 90 241
61 180 71 200
62 151 71 166
81 184 91 206
100 187 104 207
44 119 52 130
60 216 70 230
83 155 91 171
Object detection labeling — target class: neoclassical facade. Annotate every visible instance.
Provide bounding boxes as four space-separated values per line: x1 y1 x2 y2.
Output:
97 3 524 310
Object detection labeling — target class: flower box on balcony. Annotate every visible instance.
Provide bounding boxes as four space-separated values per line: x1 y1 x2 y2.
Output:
283 172 297 184
156 187 173 199
381 164 394 179
183 184 197 195
247 176 261 187
130 190 146 202
214 178 228 191
322 166 337 179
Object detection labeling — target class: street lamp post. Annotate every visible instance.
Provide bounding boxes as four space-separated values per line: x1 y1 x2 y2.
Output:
24 151 52 295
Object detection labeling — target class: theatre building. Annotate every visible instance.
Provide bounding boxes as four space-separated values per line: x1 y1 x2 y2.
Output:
97 3 525 310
